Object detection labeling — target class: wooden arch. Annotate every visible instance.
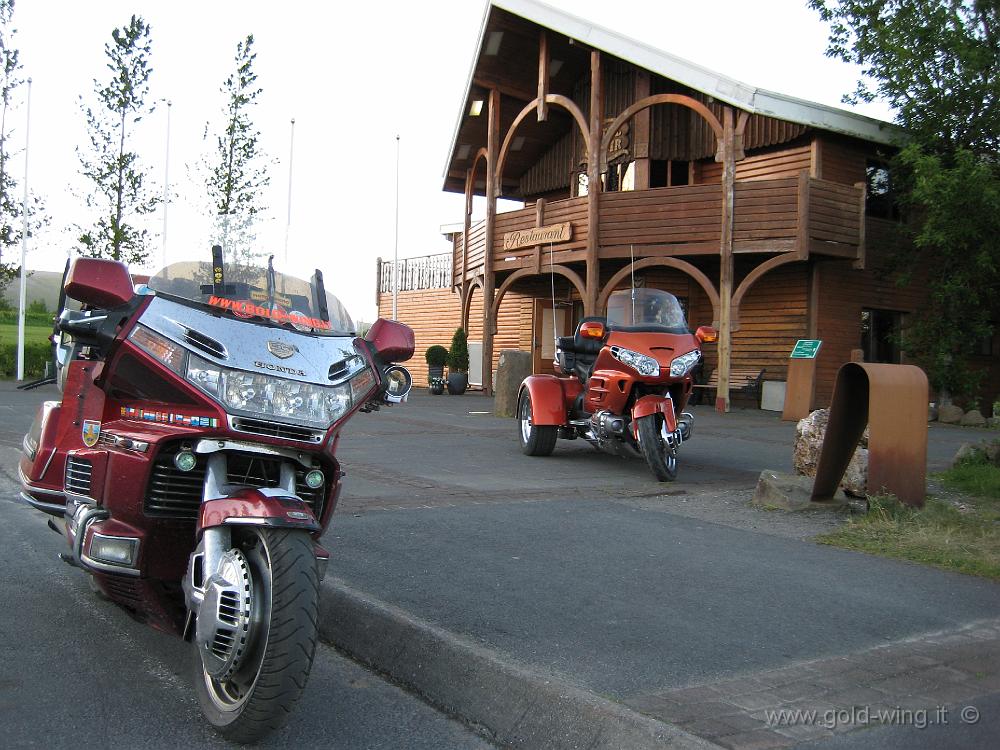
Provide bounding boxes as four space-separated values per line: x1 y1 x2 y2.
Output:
495 94 590 195
730 253 802 330
491 266 587 326
600 94 725 170
460 276 485 331
598 258 721 325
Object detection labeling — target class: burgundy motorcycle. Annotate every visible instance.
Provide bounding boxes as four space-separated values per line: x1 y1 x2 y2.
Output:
18 251 414 742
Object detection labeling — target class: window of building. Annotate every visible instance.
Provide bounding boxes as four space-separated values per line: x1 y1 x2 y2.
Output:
650 159 690 188
865 160 899 220
861 308 903 363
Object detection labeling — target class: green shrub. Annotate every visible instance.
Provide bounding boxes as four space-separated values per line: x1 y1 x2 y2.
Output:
0 341 52 378
446 327 469 372
425 344 448 367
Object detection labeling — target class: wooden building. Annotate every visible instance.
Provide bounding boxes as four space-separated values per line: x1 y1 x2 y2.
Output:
377 0 998 409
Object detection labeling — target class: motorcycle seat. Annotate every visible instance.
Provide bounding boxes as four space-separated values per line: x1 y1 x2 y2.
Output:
555 317 606 382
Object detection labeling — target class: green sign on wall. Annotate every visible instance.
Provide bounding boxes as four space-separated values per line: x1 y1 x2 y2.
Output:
790 339 822 359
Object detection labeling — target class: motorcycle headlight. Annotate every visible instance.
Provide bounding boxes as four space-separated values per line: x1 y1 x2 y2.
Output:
670 350 701 377
610 346 660 377
186 353 375 428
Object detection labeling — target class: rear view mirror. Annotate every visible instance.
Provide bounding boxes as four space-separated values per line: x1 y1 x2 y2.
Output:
64 258 134 309
695 325 718 343
579 321 605 339
365 318 415 362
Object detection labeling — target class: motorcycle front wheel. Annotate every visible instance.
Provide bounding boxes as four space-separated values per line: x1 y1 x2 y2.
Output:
637 413 678 482
193 527 319 743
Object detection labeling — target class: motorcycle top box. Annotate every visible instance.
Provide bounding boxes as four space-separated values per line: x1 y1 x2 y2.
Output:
517 287 716 482
19 252 414 743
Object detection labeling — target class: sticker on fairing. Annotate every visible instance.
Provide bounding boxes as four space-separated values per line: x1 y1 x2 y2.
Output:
120 406 219 428
82 420 101 448
207 295 331 330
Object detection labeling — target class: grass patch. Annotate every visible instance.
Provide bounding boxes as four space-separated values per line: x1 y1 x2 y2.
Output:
817 458 1000 580
0 322 53 346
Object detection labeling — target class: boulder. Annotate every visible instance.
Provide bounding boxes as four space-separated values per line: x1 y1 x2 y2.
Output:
928 403 939 422
988 417 1000 430
792 409 868 495
938 404 965 424
493 349 533 418
952 442 980 466
984 440 1000 467
751 470 847 511
961 410 987 427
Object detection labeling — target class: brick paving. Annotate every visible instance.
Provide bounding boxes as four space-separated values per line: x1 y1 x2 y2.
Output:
624 618 1000 749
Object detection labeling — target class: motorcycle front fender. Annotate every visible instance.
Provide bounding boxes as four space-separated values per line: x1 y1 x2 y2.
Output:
198 488 321 533
519 374 575 426
632 394 677 436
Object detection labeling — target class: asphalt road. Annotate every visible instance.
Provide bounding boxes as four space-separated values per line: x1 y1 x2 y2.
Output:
0 385 490 750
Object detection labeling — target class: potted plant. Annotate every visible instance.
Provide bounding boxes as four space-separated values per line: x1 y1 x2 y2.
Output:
425 345 448 395
446 327 470 395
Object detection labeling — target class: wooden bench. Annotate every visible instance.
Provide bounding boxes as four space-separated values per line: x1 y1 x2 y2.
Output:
692 368 766 405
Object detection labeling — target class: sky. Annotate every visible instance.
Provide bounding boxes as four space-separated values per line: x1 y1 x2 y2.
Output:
4 0 892 324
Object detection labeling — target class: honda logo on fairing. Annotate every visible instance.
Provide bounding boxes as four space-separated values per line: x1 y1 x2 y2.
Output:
267 340 297 359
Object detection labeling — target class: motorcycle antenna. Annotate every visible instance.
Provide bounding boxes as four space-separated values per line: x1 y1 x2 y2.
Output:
549 241 557 360
266 254 277 311
630 244 636 325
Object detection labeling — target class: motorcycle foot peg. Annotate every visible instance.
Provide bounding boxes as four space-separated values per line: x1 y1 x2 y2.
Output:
58 552 79 568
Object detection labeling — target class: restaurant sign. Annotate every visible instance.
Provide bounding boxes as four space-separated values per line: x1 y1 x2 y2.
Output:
503 222 572 251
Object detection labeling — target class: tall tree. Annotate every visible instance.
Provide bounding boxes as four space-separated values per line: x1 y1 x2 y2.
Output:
77 15 159 264
811 0 1000 401
201 34 270 267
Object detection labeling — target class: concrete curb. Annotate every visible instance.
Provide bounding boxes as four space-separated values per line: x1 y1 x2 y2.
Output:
319 577 720 750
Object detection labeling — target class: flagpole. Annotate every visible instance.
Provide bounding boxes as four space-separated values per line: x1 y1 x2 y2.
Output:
161 100 171 269
392 134 400 320
16 78 32 381
284 118 295 265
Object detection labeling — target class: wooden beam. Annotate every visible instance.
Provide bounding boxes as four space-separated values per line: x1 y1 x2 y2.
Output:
796 169 810 259
811 136 823 179
534 198 546 273
473 76 537 104
537 31 548 122
586 49 602 316
482 87 500 396
716 106 736 413
633 70 651 189
853 181 866 270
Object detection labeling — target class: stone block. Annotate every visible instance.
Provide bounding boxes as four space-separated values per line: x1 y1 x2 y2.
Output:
493 349 533 418
792 409 868 495
752 470 848 511
961 409 987 427
938 404 964 424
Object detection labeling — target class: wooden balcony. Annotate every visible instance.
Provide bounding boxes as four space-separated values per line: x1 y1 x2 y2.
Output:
452 173 864 284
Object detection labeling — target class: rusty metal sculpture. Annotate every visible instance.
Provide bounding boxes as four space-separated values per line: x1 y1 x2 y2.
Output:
811 363 929 507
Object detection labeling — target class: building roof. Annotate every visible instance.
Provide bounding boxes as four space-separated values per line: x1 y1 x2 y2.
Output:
443 0 901 189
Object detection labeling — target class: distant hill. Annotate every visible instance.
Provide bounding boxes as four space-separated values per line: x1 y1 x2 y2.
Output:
2 270 64 312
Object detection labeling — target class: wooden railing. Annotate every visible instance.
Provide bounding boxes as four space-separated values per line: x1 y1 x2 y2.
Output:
492 195 588 266
380 253 452 293
451 174 865 279
600 183 723 254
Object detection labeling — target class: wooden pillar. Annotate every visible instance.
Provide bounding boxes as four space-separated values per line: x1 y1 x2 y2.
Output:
715 107 736 413
585 49 602 316
633 70 651 189
461 169 472 330
537 31 548 122
482 88 500 395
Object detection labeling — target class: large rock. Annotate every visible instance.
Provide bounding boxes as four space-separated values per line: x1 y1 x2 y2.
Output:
938 404 965 424
793 409 868 496
988 417 1000 430
493 349 533 418
961 409 987 427
952 442 979 466
984 440 1000 466
751 470 847 511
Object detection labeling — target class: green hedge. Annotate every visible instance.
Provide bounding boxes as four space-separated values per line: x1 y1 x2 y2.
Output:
0 341 52 378
0 310 54 326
